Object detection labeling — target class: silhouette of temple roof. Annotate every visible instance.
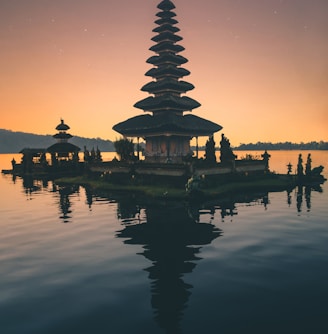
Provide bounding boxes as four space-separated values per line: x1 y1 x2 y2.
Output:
53 133 73 140
47 142 80 153
153 24 179 34
146 54 188 66
116 201 222 333
158 0 176 11
113 0 222 138
155 17 179 26
56 119 70 131
145 65 190 79
151 31 182 43
156 10 177 19
134 94 200 112
48 119 80 153
19 148 46 155
141 78 194 94
149 42 185 53
113 113 222 137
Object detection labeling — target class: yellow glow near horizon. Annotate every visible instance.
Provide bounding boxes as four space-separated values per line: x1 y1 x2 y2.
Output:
1 0 327 147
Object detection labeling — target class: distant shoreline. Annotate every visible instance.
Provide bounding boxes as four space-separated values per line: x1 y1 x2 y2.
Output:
0 128 327 153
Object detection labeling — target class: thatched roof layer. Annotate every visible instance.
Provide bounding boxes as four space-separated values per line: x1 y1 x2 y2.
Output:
113 113 222 137
156 11 176 19
153 24 179 34
141 78 194 94
134 94 200 112
157 0 176 11
147 54 188 66
151 32 182 43
53 133 73 140
47 142 80 153
150 42 184 53
55 119 70 131
145 66 190 78
155 18 178 26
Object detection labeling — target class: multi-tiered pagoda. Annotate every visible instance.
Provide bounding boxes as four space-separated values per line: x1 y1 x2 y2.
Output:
47 119 80 164
113 0 222 163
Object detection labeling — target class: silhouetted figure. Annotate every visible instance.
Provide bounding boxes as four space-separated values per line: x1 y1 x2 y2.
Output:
219 134 236 164
261 150 271 172
11 158 16 170
287 163 293 175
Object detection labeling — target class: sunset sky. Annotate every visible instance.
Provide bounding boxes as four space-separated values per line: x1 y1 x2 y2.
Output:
1 0 327 146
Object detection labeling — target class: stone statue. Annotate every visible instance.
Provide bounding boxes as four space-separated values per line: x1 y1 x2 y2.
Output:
305 153 312 177
220 134 236 164
11 158 16 170
205 135 216 163
297 154 303 178
261 150 271 172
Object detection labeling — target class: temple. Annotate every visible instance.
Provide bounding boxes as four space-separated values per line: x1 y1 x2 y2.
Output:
113 0 222 163
47 119 80 166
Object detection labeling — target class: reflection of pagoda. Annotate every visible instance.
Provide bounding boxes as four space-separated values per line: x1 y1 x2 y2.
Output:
113 0 222 163
51 183 79 223
47 119 80 165
116 204 221 333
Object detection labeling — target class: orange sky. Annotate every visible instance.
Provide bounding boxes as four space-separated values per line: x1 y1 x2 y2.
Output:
1 0 327 146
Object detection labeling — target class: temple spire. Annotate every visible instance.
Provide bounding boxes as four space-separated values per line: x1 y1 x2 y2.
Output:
134 0 201 115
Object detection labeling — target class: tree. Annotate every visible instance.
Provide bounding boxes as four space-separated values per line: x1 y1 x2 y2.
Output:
114 138 135 161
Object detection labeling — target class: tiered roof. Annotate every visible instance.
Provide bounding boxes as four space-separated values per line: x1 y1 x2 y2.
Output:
135 0 200 114
113 0 222 137
53 119 73 141
47 119 80 153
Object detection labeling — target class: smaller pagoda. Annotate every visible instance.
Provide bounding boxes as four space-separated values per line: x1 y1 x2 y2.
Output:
47 119 80 166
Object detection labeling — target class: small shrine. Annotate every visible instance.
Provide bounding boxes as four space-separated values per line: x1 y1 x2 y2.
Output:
113 0 222 163
47 119 80 166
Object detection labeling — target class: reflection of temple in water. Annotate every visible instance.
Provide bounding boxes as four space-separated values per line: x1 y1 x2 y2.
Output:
21 176 45 196
291 184 322 213
55 185 79 223
18 177 80 223
116 203 221 333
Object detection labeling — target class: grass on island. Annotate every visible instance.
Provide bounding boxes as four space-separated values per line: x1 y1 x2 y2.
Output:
55 174 295 200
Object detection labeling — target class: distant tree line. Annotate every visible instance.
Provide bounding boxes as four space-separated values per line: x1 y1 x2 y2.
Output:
191 141 328 151
233 141 328 150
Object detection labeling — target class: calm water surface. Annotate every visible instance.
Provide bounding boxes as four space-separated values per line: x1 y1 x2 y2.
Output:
0 151 327 334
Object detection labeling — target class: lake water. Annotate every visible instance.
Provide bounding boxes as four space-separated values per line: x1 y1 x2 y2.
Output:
1 151 327 334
